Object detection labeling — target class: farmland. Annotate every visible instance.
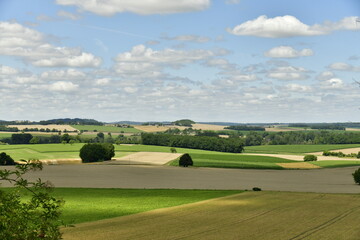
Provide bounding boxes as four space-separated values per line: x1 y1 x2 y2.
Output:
71 125 143 133
62 191 360 240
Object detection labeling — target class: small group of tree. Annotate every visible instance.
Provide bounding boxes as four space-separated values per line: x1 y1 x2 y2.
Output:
288 123 345 130
79 143 115 163
0 152 15 165
323 151 360 158
303 155 317 161
0 125 19 132
142 122 164 126
224 125 265 131
172 119 195 127
0 159 63 239
141 133 244 153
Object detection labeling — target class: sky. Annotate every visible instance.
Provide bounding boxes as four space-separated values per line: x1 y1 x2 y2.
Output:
0 0 360 123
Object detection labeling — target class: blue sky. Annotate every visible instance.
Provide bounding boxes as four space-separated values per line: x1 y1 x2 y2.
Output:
0 0 359 122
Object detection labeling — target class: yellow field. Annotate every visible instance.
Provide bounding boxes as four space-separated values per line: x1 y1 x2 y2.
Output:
7 124 78 132
62 191 360 240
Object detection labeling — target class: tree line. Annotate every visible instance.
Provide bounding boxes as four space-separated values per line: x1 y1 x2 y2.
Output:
141 133 244 153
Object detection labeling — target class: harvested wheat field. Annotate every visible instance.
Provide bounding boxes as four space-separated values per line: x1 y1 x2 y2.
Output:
7 124 78 132
62 191 360 240
191 123 226 131
111 152 182 165
132 125 173 132
277 162 321 169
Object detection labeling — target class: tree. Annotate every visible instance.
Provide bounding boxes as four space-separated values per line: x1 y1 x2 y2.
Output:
29 136 40 144
79 143 115 163
304 155 317 161
11 133 33 144
179 153 193 167
0 159 63 239
0 152 15 165
60 133 71 143
352 168 360 184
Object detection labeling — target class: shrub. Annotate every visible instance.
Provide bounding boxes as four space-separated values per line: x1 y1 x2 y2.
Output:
304 155 317 161
252 187 262 191
357 151 360 159
80 143 108 163
352 168 360 184
0 152 15 165
179 153 193 167
102 142 115 160
170 147 177 153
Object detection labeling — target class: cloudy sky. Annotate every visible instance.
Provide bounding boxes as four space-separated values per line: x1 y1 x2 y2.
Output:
1 0 360 123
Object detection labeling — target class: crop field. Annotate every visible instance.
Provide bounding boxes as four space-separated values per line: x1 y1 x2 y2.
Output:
169 153 296 169
245 144 360 154
71 125 143 133
62 191 360 240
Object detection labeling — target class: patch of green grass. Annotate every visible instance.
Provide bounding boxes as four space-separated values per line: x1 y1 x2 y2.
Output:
169 153 294 169
71 125 142 133
312 160 360 168
45 188 242 224
244 144 360 154
0 132 13 139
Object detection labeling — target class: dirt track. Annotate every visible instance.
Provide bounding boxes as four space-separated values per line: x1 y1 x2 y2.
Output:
2 165 360 193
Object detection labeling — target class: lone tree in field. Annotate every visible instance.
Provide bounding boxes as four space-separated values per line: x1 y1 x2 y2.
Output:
179 153 193 167
0 159 63 239
80 143 115 163
353 168 360 184
304 155 317 161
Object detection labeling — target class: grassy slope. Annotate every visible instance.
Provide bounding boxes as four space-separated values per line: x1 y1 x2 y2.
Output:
62 191 360 240
71 125 142 133
244 144 360 154
46 188 241 224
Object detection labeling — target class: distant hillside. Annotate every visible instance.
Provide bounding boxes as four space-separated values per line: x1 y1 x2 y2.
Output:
0 118 103 126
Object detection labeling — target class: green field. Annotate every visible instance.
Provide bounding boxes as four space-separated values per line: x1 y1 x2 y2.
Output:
6 188 242 225
169 153 296 169
244 144 360 154
62 191 360 240
71 125 142 133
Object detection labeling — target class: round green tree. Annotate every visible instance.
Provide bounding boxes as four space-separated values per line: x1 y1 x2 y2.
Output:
80 143 107 163
179 153 193 167
353 168 360 185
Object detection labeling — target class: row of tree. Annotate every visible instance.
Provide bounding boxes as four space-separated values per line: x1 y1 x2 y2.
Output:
141 133 244 153
225 125 265 131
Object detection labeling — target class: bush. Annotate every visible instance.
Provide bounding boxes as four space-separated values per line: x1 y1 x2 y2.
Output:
80 143 115 163
352 168 360 184
0 152 15 165
357 151 360 159
170 147 177 153
179 153 193 167
304 155 317 161
252 187 262 191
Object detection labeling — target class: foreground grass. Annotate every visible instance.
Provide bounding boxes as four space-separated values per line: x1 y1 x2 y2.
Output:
245 144 360 154
49 188 242 224
62 191 360 240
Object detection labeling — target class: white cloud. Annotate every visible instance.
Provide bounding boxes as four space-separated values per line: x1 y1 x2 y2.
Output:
56 0 210 16
49 81 79 92
317 71 335 80
0 21 101 68
95 78 111 86
283 83 312 92
264 46 313 58
267 66 308 80
329 62 360 72
320 78 344 89
163 35 210 43
41 69 86 80
57 10 81 20
0 65 18 75
225 0 240 4
228 15 360 38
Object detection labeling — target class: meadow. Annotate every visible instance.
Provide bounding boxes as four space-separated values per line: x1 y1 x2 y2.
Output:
1 143 360 169
62 191 360 240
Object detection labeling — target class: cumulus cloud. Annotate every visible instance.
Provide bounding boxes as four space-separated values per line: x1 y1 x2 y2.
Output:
49 81 79 92
264 46 313 58
228 15 360 38
0 65 18 75
316 71 335 80
0 21 101 68
41 69 86 80
283 83 312 92
163 35 210 43
329 62 360 72
267 66 309 80
57 10 81 20
320 78 344 89
56 0 210 16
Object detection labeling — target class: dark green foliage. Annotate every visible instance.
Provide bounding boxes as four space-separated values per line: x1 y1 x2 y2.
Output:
60 133 71 143
11 133 33 144
0 160 63 239
170 147 177 153
0 125 19 132
196 131 219 137
179 154 193 167
304 155 317 161
289 123 345 130
0 152 15 165
252 187 262 191
352 168 360 184
141 133 244 153
225 125 265 131
79 143 115 163
357 151 360 159
172 119 195 127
